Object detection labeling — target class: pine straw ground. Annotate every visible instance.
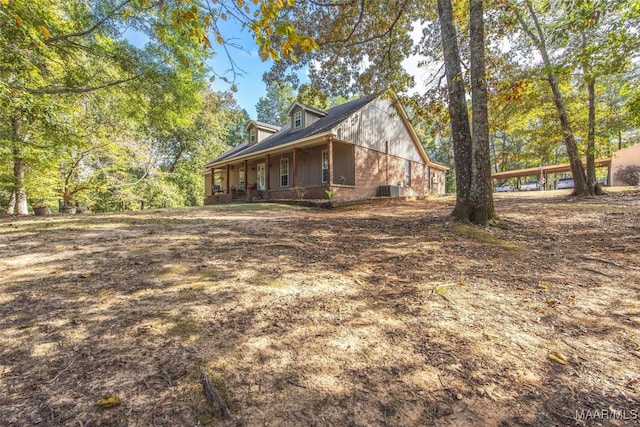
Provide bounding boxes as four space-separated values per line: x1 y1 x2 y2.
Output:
1 189 639 427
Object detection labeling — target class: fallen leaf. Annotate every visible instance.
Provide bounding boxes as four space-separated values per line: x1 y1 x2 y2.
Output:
96 395 121 409
538 284 548 290
483 329 499 339
548 352 569 365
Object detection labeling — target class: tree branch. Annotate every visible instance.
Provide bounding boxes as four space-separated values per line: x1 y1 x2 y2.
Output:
13 75 140 95
45 0 135 45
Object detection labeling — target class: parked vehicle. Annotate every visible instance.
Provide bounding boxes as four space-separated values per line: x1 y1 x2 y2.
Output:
496 184 515 192
556 177 574 189
520 181 540 191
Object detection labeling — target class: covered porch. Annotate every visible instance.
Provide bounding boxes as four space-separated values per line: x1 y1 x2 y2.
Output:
204 137 355 204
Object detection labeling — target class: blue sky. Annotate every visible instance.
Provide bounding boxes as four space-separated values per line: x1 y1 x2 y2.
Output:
207 19 276 118
125 22 281 119
126 18 428 119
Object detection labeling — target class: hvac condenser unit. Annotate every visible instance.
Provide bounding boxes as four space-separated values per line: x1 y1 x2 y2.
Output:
376 185 401 198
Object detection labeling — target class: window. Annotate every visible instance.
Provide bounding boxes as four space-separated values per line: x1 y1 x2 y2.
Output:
293 110 302 129
405 160 411 186
249 128 256 144
321 149 329 183
280 157 289 187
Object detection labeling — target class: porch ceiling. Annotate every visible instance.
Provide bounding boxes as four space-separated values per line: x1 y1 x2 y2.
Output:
207 136 335 169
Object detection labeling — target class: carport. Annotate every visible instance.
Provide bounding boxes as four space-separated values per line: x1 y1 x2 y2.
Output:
491 158 612 189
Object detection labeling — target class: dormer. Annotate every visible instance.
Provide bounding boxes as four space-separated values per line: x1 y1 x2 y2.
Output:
287 102 327 132
245 121 281 146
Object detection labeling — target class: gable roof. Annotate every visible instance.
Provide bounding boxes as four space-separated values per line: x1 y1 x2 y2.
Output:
286 101 327 117
205 95 374 167
245 120 281 132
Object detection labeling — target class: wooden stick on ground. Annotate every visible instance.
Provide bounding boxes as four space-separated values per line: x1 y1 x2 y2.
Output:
200 367 232 421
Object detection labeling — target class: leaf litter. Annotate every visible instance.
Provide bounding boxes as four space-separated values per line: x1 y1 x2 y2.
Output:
0 190 639 426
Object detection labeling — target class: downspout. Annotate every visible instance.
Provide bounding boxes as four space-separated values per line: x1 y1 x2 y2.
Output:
327 136 334 187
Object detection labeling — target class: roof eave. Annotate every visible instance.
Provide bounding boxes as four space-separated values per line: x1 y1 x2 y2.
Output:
387 90 432 165
205 131 335 168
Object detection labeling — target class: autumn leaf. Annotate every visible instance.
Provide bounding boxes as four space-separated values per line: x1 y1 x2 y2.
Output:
96 395 121 409
122 8 131 19
548 352 569 365
1 0 8 6
13 14 23 26
38 25 51 39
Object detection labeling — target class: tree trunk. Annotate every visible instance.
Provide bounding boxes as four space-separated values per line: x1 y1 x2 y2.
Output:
11 119 29 215
7 191 17 215
546 72 589 195
437 0 473 221
469 0 496 224
517 0 591 196
586 79 600 194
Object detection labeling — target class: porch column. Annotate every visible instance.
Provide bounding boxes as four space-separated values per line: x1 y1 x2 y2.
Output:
328 137 334 185
244 159 248 189
226 165 230 193
211 170 216 194
266 154 271 190
292 148 298 187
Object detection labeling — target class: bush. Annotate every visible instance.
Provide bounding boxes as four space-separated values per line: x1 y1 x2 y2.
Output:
614 165 640 186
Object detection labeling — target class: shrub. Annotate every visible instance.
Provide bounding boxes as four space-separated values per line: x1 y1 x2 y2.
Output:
614 165 640 186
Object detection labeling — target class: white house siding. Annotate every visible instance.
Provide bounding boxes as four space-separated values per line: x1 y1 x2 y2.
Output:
611 144 640 186
339 98 423 164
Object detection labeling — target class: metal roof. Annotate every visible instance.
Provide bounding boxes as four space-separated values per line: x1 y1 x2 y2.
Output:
491 158 612 180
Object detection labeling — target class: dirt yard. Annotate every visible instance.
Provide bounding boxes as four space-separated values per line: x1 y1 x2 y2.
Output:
1 190 639 426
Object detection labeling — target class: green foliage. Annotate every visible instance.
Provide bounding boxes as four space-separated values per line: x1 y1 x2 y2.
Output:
1 0 286 213
256 81 296 125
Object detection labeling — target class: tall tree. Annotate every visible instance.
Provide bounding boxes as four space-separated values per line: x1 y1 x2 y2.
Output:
263 0 497 223
508 0 639 196
510 0 589 195
1 0 316 214
468 0 495 223
256 81 296 125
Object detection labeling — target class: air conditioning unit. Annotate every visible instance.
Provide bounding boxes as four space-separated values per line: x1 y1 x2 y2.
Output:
377 185 401 198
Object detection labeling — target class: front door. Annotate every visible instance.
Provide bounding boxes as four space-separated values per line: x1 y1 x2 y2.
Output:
239 167 245 190
257 163 266 190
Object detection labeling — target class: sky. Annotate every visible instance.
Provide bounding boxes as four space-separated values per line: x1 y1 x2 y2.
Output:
207 22 430 118
207 20 275 119
127 18 429 120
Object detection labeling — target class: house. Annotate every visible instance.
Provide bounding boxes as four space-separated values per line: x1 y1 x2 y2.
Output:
203 91 448 204
610 143 640 186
